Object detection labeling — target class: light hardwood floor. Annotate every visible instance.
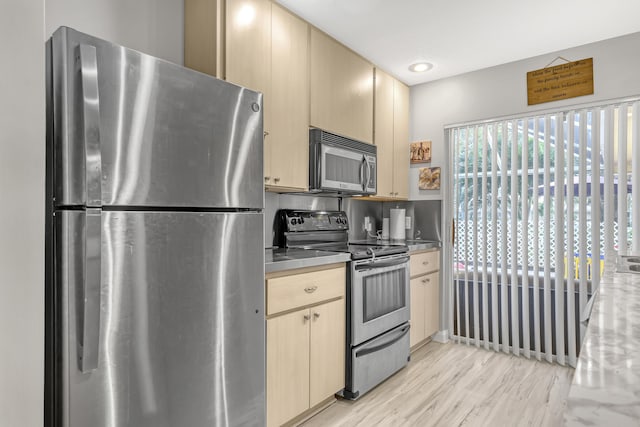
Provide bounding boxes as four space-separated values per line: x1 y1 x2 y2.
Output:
301 341 574 427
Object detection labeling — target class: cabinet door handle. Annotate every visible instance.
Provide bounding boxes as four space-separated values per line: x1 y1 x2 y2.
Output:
422 278 430 283
304 285 318 293
264 176 270 182
303 314 310 322
263 131 269 138
422 261 429 265
274 177 280 183
313 312 320 319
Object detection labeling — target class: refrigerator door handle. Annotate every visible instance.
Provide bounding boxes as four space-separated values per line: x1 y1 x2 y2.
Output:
78 44 102 207
79 208 102 373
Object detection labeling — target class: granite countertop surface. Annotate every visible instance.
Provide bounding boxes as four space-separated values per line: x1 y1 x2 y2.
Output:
564 256 640 425
265 248 351 273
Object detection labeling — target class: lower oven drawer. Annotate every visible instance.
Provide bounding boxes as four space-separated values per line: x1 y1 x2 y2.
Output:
344 322 410 400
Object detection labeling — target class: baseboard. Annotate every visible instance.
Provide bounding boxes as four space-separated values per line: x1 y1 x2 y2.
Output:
431 330 449 343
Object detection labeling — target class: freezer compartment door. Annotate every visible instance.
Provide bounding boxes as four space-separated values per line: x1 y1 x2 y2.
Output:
55 210 265 427
49 27 263 209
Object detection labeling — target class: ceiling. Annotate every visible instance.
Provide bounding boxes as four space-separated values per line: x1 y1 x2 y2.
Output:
275 0 640 86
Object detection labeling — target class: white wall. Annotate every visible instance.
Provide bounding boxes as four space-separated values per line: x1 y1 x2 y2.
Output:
45 0 184 65
0 2 184 426
409 31 640 200
0 1 45 426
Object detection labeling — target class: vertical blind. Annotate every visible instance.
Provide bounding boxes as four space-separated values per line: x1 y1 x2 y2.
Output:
450 99 638 366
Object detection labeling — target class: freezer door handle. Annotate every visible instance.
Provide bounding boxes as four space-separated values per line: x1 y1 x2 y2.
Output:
78 44 102 207
79 208 102 373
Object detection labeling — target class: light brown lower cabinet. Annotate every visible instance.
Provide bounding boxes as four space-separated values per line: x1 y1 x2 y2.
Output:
409 250 440 349
266 265 345 427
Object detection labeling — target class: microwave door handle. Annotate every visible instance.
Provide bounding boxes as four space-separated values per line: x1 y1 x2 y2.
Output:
364 156 371 190
360 157 366 191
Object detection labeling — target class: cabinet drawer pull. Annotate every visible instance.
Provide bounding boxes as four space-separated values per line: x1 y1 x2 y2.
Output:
304 285 318 293
422 261 429 265
422 278 430 283
313 312 320 319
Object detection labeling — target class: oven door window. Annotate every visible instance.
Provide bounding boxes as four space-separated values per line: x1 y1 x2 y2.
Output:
362 267 407 322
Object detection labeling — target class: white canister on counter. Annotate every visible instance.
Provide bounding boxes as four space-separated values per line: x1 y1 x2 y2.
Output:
390 208 406 240
381 218 390 240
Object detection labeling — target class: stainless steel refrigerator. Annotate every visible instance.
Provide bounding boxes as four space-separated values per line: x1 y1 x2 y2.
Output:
45 27 265 427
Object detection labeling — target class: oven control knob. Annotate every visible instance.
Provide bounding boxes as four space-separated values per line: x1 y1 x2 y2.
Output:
291 218 297 225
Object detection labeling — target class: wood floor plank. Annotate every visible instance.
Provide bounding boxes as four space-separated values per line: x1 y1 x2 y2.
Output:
300 342 573 427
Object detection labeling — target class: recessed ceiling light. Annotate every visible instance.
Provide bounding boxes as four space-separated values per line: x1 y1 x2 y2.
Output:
408 62 433 73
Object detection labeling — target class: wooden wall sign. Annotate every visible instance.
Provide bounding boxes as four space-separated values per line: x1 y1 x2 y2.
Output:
527 58 593 105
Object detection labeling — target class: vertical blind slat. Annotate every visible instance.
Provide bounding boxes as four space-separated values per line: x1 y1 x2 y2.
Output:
566 111 577 367
618 106 628 253
591 110 601 302
464 127 470 345
472 126 480 347
510 120 520 356
500 121 510 353
554 113 566 366
632 102 640 252
491 124 500 352
454 129 462 344
533 117 542 361
521 118 530 359
604 106 615 256
481 125 490 350
579 110 588 342
543 115 553 363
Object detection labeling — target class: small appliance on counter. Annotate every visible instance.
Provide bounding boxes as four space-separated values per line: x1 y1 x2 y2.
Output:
274 209 411 400
390 208 406 240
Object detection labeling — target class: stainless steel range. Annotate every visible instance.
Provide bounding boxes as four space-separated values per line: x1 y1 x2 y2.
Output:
274 210 411 400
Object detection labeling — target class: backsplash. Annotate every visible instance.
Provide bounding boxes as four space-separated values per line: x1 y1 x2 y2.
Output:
265 193 442 248
264 193 339 247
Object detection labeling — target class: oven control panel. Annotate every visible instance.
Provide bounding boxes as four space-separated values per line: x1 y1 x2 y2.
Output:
280 210 349 232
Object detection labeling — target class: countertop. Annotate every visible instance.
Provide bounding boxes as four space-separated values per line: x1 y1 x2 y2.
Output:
265 240 440 274
265 248 351 273
564 257 640 425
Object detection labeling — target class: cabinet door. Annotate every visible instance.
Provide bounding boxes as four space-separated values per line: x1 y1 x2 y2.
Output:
226 0 271 127
374 68 394 198
268 4 309 191
410 276 426 347
309 299 345 407
392 79 409 199
424 271 440 338
267 308 310 427
310 28 373 144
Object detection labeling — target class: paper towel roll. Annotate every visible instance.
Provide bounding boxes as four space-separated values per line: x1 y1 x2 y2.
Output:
390 208 406 240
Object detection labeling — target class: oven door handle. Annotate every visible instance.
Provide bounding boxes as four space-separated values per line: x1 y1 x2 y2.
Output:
355 256 409 271
355 324 410 358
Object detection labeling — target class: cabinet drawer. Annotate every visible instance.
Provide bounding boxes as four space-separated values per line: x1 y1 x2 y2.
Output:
267 266 345 315
410 250 439 277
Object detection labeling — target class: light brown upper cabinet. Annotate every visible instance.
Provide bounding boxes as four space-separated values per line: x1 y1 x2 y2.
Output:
373 68 409 199
185 0 309 192
267 4 309 191
309 28 374 144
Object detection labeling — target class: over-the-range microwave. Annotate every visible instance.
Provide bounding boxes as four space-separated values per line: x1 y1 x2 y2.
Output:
309 129 376 195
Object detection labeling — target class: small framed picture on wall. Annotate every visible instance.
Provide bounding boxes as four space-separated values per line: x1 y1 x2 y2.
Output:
410 141 432 163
